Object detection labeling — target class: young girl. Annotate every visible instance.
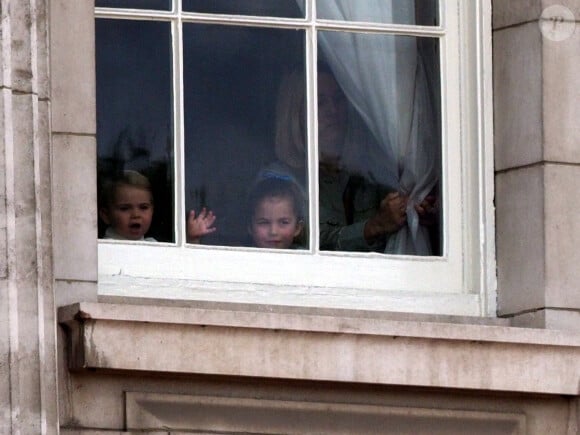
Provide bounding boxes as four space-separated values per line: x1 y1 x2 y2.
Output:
247 177 305 249
99 170 216 242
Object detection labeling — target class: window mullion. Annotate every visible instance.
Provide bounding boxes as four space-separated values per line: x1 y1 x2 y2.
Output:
173 11 185 246
306 0 319 253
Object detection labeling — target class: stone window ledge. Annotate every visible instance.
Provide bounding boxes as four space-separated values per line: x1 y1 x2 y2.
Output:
58 302 580 396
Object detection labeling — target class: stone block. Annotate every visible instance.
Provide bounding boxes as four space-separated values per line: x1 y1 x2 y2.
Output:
9 1 34 93
126 391 527 434
52 134 97 281
543 0 580 18
545 309 580 331
544 164 580 308
493 0 542 29
55 279 97 307
493 0 579 29
493 23 543 171
35 0 51 100
543 29 580 164
510 308 580 332
50 0 95 134
496 166 546 315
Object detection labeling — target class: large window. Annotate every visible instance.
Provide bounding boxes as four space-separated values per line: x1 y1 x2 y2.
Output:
96 0 494 316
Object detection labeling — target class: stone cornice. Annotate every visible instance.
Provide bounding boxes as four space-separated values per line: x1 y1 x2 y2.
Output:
59 302 580 396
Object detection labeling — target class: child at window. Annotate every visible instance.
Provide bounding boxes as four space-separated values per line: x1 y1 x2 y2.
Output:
99 170 216 242
247 176 305 249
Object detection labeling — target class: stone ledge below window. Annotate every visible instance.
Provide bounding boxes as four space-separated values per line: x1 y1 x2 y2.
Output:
58 302 580 396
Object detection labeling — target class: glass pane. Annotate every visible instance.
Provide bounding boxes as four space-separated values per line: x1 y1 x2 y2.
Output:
183 24 307 249
317 32 441 256
182 0 304 18
96 0 171 10
317 0 439 26
96 19 174 243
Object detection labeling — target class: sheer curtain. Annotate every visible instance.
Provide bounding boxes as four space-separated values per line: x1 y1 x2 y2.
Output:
309 0 440 255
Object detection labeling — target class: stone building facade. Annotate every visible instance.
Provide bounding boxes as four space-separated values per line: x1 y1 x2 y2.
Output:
1 0 579 433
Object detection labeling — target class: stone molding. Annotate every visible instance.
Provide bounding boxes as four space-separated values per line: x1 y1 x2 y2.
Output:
125 391 527 434
59 302 580 396
0 0 58 432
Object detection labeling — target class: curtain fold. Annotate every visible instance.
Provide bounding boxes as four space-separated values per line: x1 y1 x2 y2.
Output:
306 0 440 255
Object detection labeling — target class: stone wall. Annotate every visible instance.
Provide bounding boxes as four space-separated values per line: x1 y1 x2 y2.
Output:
0 0 57 433
0 0 578 433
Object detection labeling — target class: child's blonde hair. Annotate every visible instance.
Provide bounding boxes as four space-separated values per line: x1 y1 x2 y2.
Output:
274 69 306 169
100 170 152 207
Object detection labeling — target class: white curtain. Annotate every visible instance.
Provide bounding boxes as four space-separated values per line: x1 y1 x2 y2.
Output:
306 0 440 255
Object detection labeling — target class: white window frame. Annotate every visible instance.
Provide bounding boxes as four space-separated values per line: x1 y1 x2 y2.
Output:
97 0 495 317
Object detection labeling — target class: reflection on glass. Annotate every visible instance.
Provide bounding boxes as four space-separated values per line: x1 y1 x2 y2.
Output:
183 23 308 249
316 31 442 256
96 0 171 10
317 0 439 26
96 19 174 242
182 0 304 18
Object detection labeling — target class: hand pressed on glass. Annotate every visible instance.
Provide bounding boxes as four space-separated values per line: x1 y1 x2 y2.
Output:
186 207 217 243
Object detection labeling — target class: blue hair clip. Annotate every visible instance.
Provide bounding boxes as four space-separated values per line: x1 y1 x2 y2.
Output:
261 170 293 182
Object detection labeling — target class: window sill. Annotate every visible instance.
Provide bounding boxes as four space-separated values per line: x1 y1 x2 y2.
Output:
58 301 580 395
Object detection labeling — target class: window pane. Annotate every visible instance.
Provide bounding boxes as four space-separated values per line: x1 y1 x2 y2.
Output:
317 0 439 26
96 0 171 10
182 0 304 18
183 24 307 249
96 19 174 243
317 32 441 256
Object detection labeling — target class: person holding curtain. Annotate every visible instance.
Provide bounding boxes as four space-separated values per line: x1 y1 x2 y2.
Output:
261 63 408 252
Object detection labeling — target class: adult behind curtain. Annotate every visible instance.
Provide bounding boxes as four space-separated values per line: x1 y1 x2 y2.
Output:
267 65 408 252
312 0 440 255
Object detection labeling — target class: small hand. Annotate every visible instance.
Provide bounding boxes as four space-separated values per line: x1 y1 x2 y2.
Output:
186 208 217 243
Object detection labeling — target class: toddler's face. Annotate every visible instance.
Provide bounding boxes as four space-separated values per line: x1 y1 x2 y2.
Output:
250 196 302 249
102 185 153 240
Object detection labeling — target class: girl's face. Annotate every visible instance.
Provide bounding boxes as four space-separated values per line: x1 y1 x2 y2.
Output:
318 72 348 163
100 184 153 240
250 195 303 249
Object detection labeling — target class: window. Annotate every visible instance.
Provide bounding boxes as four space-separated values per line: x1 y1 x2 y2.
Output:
96 1 494 316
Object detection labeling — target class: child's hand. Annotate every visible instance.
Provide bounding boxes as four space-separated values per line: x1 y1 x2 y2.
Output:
186 208 217 243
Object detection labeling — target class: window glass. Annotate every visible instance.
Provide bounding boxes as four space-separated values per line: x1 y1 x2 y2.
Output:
182 0 305 18
96 0 171 10
94 0 493 313
183 24 307 248
315 32 441 255
96 19 174 243
317 0 439 26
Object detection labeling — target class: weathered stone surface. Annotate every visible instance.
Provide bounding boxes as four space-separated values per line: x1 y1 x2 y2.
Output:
545 164 580 308
543 29 580 164
0 1 57 433
493 0 580 29
50 0 95 134
59 302 580 396
496 166 546 314
493 23 543 171
52 134 97 282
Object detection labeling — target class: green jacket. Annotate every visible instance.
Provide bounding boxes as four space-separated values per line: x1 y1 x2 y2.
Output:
319 169 387 252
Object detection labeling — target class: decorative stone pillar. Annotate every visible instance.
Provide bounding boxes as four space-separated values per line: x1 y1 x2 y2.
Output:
0 0 58 433
493 0 580 330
